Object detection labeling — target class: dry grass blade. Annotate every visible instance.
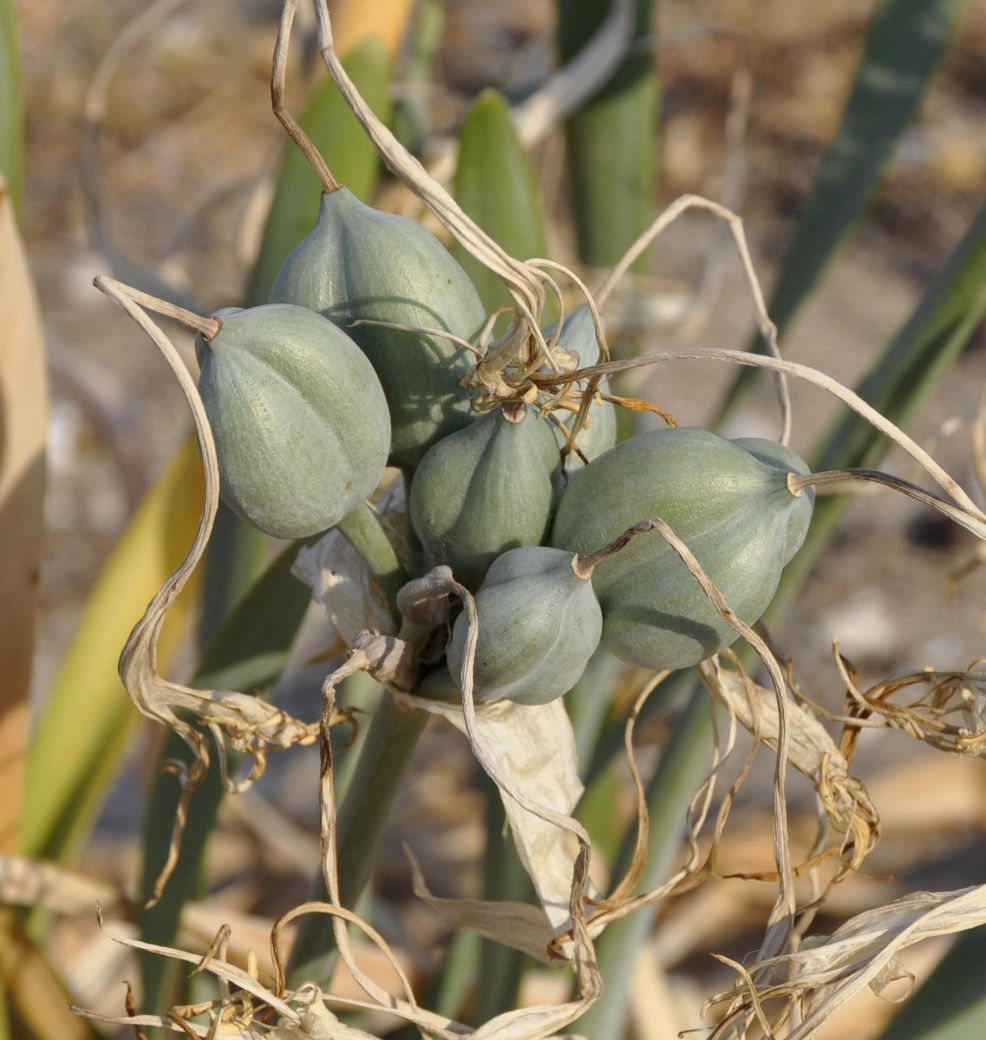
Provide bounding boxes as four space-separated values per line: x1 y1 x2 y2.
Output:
790 467 986 540
603 672 671 905
594 193 792 446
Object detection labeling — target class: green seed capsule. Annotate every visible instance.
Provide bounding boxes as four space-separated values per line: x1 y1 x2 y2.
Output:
195 303 390 539
550 427 813 669
409 404 559 590
446 545 602 705
270 188 486 468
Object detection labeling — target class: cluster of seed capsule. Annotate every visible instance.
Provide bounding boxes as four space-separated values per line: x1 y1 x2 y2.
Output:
195 170 815 707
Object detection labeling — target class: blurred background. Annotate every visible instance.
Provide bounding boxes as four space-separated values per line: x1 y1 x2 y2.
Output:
5 0 986 1037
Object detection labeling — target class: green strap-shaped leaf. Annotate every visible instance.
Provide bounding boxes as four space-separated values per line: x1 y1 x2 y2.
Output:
719 0 966 417
770 0 965 337
0 0 23 216
244 36 392 306
557 0 656 268
452 89 549 316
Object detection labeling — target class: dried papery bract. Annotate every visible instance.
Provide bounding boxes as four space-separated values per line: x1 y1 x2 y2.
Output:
396 567 602 1003
699 658 880 881
93 277 344 901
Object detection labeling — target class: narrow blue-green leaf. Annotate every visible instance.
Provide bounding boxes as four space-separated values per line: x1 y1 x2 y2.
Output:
720 0 965 416
875 927 986 1040
770 0 965 336
0 0 23 215
244 36 392 306
452 89 549 315
774 196 986 612
557 0 656 268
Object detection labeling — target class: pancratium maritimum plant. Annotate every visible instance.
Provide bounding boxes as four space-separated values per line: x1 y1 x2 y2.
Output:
64 2 986 1039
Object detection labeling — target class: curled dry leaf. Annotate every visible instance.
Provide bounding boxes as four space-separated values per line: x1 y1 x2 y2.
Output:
699 658 881 878
834 654 986 759
405 845 558 963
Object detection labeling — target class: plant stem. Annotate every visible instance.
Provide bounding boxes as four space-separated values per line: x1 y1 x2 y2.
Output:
285 694 427 988
283 497 423 987
337 500 408 623
575 686 714 1038
471 779 535 1024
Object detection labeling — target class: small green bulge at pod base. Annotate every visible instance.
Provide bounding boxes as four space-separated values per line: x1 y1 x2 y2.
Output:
544 304 617 478
269 187 486 469
446 545 602 705
550 427 814 670
194 303 390 539
408 403 560 591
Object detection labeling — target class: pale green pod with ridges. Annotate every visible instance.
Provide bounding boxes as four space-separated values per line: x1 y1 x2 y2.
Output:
551 427 814 669
270 187 486 469
195 304 390 539
409 404 559 590
446 545 602 705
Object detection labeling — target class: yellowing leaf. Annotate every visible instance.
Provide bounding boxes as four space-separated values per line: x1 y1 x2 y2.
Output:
0 176 46 854
22 436 203 865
